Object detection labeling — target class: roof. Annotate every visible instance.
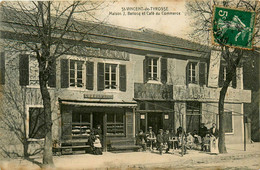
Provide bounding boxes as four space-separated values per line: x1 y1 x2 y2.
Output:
0 6 211 54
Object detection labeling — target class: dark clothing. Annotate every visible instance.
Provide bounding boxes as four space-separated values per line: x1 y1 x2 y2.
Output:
163 133 170 143
157 133 164 143
157 133 164 154
146 131 156 138
199 126 208 138
176 127 182 137
209 127 219 138
136 133 146 151
136 133 146 145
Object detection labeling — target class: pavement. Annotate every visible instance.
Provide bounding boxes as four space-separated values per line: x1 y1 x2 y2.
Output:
0 142 260 170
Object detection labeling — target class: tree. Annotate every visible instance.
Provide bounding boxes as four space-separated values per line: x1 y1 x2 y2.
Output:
0 1 109 166
186 0 259 153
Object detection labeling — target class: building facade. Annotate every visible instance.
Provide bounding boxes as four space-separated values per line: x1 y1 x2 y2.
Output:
0 12 252 156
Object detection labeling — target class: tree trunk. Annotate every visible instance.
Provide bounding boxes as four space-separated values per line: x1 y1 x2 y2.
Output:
39 62 54 166
218 83 229 153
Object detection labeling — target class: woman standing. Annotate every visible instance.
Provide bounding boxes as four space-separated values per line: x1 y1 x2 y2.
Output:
209 123 219 154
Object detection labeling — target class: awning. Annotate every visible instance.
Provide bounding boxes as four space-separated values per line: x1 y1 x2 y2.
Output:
60 101 137 108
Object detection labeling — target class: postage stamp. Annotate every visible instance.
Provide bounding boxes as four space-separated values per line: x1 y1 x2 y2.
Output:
212 6 256 50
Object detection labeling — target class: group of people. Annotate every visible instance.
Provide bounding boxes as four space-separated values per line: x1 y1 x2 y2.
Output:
136 123 219 155
136 127 179 155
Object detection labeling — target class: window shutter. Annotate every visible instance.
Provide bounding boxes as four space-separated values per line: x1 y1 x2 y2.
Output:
219 63 224 87
48 59 56 87
161 58 167 84
143 57 149 83
19 54 29 86
0 52 5 85
186 62 190 85
232 71 237 88
60 59 69 88
97 62 104 91
199 62 206 86
119 64 126 92
86 61 94 90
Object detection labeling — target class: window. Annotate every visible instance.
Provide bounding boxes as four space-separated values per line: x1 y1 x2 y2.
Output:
219 65 236 88
71 111 91 138
19 55 56 87
29 107 45 139
186 61 207 85
186 102 201 133
143 56 167 83
188 62 197 84
105 64 117 89
148 57 159 81
107 113 125 136
97 63 126 91
69 60 84 88
224 111 233 133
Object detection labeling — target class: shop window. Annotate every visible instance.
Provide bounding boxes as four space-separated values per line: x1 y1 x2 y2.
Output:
29 107 45 139
186 102 201 133
224 111 233 133
186 61 207 86
72 111 91 138
107 113 125 136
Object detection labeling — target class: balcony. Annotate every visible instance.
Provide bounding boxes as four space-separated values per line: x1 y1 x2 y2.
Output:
134 83 173 100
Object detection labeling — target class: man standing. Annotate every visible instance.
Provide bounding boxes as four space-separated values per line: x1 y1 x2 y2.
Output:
157 129 164 155
199 123 208 151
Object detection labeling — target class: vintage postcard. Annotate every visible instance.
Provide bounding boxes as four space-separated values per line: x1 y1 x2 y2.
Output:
0 0 259 169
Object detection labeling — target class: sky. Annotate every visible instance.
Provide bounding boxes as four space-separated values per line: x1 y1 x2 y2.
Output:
95 0 192 39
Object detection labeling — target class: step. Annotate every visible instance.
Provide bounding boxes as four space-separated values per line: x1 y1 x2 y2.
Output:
109 145 141 152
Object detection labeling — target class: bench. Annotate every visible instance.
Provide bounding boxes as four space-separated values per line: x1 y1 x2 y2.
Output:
53 139 91 155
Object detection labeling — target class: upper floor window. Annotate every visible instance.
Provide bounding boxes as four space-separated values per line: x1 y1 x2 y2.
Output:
97 62 126 92
19 54 56 87
188 62 197 84
186 61 207 86
148 58 159 81
60 59 93 90
69 60 84 88
105 64 117 89
219 64 237 88
143 56 167 84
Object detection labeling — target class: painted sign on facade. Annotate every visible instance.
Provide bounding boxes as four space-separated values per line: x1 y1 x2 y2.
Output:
208 50 221 88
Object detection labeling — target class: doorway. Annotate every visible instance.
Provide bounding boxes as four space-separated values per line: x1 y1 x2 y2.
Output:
147 112 163 134
93 112 104 130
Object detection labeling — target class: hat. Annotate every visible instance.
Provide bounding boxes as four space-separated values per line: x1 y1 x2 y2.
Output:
159 129 163 132
149 126 152 129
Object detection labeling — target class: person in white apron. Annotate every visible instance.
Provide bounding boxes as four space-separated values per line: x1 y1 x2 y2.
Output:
209 123 219 154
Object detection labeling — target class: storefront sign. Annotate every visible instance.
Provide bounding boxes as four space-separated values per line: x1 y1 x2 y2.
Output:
141 114 145 119
164 114 169 120
83 94 113 99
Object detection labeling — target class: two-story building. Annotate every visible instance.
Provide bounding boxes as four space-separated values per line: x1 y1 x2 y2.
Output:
0 8 252 156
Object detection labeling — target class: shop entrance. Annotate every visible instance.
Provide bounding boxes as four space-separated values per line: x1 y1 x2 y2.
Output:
147 112 163 134
93 112 104 130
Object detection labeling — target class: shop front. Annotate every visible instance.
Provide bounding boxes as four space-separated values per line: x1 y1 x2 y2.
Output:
136 100 174 134
59 100 137 151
